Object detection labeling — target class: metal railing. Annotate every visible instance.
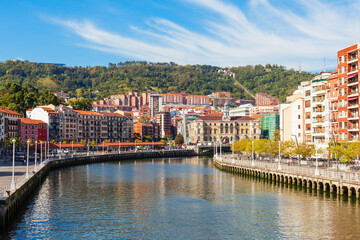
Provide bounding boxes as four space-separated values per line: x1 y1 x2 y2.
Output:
0 148 186 197
214 154 360 182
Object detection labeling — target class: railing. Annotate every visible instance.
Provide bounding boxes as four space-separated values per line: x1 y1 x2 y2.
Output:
215 154 360 182
0 149 188 197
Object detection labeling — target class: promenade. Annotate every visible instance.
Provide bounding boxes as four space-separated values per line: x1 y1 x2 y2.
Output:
214 153 360 198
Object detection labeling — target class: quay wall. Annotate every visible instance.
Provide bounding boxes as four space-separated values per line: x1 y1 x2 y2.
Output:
0 150 196 230
214 158 360 199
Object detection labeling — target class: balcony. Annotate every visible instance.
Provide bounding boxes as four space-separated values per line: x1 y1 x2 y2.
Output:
348 56 358 64
348 115 359 121
348 80 359 86
348 68 359 76
348 91 359 98
348 104 359 109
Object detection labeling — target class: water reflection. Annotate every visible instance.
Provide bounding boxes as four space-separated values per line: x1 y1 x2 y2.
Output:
7 156 360 239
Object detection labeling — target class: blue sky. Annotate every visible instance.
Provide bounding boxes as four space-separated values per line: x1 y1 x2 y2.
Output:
1 0 360 71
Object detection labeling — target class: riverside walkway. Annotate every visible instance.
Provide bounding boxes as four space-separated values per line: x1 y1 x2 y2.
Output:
214 153 360 198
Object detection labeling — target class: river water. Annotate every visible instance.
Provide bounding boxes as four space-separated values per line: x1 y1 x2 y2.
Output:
6 156 360 239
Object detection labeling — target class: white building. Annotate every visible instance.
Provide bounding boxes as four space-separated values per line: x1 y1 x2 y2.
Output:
229 104 252 117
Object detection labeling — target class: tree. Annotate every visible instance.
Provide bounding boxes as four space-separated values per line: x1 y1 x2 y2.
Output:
233 139 248 153
8 137 20 149
80 140 87 146
294 143 315 159
133 133 141 141
254 139 269 155
281 140 296 157
67 97 92 110
90 141 96 147
138 116 150 123
174 133 184 145
142 135 152 142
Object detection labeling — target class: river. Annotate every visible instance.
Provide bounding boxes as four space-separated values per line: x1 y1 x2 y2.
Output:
6 156 360 239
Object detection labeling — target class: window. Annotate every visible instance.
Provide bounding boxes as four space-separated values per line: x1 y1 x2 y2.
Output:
298 105 300 109
298 125 301 129
298 115 301 119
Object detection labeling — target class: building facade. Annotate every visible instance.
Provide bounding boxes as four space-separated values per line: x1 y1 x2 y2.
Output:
189 115 260 144
20 118 47 144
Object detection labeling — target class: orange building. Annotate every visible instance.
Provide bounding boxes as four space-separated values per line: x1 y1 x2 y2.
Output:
337 43 360 141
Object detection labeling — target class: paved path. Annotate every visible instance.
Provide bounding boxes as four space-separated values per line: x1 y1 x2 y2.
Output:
0 163 36 193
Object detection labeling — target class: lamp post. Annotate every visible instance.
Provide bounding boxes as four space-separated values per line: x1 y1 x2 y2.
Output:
220 141 222 162
40 141 43 164
34 140 37 171
119 140 121 154
47 142 49 160
292 134 300 166
71 141 74 157
251 140 255 167
232 140 235 164
26 140 30 179
10 139 16 191
59 141 62 159
315 147 320 176
102 142 105 155
44 140 46 161
278 141 281 170
87 143 90 156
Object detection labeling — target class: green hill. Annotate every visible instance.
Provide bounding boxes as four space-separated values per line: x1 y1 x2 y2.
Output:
0 60 315 102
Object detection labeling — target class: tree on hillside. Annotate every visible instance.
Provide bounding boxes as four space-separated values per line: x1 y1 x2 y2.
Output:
67 97 92 111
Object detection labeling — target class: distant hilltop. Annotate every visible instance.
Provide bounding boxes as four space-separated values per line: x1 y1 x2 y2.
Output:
38 62 66 66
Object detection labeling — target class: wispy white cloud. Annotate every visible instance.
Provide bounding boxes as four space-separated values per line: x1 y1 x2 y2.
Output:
47 0 360 71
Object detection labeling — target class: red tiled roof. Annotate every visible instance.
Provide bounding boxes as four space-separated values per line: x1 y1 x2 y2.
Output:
99 112 124 117
73 110 101 116
198 116 222 121
0 108 21 115
21 118 46 125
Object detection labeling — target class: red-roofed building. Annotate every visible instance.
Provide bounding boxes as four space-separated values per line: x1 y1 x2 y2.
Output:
0 108 22 144
20 118 47 144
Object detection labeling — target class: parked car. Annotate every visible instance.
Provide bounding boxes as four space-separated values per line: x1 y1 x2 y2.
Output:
15 152 26 161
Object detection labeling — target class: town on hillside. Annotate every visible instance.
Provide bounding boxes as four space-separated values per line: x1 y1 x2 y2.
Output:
0 43 359 159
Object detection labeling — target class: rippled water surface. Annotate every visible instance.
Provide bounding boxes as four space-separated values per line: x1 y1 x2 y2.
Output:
7 157 360 239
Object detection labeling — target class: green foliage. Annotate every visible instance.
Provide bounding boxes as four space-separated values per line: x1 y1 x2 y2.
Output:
133 133 141 141
0 82 63 114
0 60 315 102
174 133 184 145
230 64 315 102
294 143 315 159
138 116 150 123
142 135 152 142
67 97 92 110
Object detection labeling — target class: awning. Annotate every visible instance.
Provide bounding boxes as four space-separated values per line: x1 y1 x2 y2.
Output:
348 96 358 101
347 73 358 79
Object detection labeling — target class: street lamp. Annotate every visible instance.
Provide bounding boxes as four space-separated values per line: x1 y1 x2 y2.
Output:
315 146 320 176
278 141 281 170
10 138 16 191
87 143 90 156
71 141 74 158
40 141 43 164
219 141 222 162
47 142 49 160
251 140 255 167
292 134 300 165
118 140 121 154
102 142 105 154
34 139 37 171
232 140 235 164
59 141 62 159
44 140 46 161
26 140 30 179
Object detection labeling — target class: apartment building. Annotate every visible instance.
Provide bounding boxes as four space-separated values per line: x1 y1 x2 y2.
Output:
255 92 280 106
337 43 360 142
149 93 163 118
249 105 279 117
20 118 47 144
155 112 171 138
30 106 60 142
0 108 22 143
